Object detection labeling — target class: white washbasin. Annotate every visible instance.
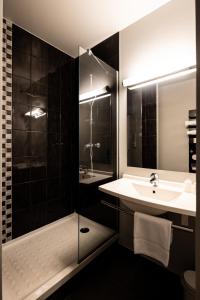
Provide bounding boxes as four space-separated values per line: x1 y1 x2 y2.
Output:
99 174 196 216
132 183 181 202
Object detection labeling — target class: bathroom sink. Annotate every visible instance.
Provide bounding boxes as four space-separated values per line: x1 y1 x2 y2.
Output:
132 183 181 202
99 174 196 216
79 173 95 180
79 170 113 184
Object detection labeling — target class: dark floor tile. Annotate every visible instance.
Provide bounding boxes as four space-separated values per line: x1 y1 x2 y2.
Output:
48 244 183 300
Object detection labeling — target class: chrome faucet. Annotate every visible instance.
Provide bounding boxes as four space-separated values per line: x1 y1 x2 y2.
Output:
150 173 159 187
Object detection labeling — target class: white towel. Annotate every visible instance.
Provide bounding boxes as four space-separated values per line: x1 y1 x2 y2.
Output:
185 120 196 128
187 129 196 136
134 212 172 267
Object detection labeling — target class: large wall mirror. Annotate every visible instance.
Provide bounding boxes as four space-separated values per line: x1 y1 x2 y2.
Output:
127 70 196 173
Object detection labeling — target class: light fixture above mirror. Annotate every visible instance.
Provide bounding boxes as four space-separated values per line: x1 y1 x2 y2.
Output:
123 65 196 90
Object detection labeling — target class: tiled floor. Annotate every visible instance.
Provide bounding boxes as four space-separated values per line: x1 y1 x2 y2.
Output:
48 243 183 300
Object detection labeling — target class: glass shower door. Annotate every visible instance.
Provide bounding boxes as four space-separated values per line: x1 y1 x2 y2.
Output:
78 46 118 262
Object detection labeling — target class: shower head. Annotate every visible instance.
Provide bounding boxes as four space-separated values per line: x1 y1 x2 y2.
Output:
87 48 109 75
87 49 93 56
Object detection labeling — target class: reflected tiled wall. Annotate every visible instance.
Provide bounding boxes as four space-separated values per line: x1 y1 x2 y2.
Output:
12 25 75 238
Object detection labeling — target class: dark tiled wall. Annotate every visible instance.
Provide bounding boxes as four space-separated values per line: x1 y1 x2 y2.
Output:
92 33 119 71
12 25 76 238
142 85 157 168
127 85 157 169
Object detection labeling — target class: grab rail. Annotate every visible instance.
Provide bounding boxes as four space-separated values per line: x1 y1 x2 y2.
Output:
101 200 194 233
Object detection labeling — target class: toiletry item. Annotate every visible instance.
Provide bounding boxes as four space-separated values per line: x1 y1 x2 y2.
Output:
134 212 172 267
184 179 193 193
192 154 196 161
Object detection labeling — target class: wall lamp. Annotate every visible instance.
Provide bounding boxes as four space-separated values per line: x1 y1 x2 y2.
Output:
123 66 196 90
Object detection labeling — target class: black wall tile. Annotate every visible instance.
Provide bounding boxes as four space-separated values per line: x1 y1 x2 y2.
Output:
13 157 30 184
30 109 47 131
12 209 32 238
29 203 47 231
92 33 119 71
32 36 48 59
13 130 31 157
31 132 47 157
13 51 31 79
13 26 31 55
30 158 47 181
12 103 31 131
12 24 76 238
30 180 46 205
13 75 31 105
47 178 60 200
31 56 48 86
12 183 30 212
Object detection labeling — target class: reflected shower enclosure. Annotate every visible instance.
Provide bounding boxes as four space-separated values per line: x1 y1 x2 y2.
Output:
79 50 117 175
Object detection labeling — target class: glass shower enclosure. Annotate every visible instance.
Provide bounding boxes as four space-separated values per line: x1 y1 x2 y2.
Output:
78 46 118 262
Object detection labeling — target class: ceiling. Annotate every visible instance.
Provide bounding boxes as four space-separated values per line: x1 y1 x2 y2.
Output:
4 0 171 57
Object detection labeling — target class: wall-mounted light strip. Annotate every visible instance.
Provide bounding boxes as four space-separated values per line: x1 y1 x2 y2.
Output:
79 87 108 101
123 66 196 90
79 93 111 104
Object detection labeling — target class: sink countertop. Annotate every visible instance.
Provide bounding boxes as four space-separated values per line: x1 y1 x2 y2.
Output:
99 174 196 216
79 171 112 184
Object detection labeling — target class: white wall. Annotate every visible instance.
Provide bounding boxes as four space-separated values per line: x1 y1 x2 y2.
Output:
158 77 196 172
119 0 196 175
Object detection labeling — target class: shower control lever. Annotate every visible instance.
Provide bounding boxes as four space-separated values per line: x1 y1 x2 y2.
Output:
84 142 101 149
94 143 101 148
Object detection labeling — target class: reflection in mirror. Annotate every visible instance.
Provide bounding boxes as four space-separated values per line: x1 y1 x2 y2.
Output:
127 71 196 173
79 48 117 179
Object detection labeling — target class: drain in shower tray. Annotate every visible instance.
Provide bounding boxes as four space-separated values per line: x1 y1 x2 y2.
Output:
80 227 90 233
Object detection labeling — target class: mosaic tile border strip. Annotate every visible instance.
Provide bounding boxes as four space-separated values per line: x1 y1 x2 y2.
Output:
2 18 12 243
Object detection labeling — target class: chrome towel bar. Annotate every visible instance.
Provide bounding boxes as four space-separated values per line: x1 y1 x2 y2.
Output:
101 200 194 233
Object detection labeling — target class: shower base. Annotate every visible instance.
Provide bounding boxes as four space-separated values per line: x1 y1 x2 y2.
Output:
3 213 117 300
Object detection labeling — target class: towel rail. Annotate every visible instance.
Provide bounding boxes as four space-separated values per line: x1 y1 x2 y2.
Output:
101 200 194 233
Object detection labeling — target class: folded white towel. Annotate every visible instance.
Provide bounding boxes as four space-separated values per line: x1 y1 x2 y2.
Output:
187 129 196 136
185 120 196 128
134 212 172 267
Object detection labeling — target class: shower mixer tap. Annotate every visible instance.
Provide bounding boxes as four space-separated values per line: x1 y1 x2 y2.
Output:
84 143 101 149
